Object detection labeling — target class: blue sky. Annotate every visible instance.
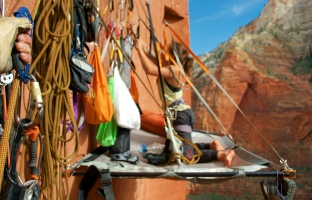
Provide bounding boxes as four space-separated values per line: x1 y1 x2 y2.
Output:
189 0 267 55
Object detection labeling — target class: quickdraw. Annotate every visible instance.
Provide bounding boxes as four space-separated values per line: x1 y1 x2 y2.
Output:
1 66 44 200
0 119 43 200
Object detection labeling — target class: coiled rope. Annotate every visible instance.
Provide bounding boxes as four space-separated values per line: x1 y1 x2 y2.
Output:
31 0 78 199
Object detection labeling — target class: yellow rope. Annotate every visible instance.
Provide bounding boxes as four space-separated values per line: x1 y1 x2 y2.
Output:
31 0 77 199
32 0 41 18
0 78 20 192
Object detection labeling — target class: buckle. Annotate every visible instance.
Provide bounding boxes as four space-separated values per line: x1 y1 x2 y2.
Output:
168 107 177 120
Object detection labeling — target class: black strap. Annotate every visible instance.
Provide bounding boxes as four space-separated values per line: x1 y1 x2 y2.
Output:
10 119 31 174
168 98 185 108
72 0 88 55
73 146 108 168
145 1 167 111
78 165 114 200
129 0 133 11
99 169 114 200
0 119 33 200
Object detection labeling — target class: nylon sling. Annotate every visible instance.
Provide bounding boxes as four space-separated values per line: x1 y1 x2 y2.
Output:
78 165 114 200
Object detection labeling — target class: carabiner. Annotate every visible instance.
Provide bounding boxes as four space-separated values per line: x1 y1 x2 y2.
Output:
23 74 44 130
0 72 14 86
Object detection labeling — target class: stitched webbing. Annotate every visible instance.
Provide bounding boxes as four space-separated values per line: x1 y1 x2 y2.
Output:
0 78 20 192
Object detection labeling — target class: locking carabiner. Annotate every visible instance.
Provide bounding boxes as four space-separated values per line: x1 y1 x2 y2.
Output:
23 74 43 130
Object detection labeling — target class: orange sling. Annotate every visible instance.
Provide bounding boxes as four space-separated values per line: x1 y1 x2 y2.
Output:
129 69 139 103
85 46 114 124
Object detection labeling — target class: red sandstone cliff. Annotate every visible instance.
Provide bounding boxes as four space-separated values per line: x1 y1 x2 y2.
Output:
192 0 312 198
5 0 311 199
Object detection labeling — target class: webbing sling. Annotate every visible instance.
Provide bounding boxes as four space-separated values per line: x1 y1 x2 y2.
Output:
69 146 108 170
78 165 114 200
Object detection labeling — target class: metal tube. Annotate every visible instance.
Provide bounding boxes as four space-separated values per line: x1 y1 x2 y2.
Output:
70 170 289 178
1 0 4 18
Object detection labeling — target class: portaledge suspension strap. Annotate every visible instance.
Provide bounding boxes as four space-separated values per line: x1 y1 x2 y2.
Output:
78 165 114 200
145 0 166 110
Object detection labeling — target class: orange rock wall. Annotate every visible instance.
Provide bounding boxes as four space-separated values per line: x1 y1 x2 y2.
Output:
4 0 191 199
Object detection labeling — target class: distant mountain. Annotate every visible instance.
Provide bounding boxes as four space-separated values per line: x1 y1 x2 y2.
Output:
192 0 312 198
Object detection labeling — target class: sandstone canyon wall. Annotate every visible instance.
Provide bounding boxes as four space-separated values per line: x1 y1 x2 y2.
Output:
192 0 312 199
4 0 310 199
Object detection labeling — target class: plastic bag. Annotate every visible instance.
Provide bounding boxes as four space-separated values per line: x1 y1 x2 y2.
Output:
96 77 117 146
96 117 117 147
113 66 140 129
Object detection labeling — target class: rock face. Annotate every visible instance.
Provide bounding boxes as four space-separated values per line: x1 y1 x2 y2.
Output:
192 0 312 198
7 0 312 199
3 0 37 16
5 0 191 200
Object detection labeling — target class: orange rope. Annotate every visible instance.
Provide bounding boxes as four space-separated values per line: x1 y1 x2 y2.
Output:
1 86 10 169
0 78 20 192
166 25 211 75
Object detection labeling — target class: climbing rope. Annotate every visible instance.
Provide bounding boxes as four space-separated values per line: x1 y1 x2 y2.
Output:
134 0 239 147
137 0 291 169
31 0 78 199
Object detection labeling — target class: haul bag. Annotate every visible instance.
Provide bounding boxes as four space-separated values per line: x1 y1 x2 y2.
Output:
85 47 114 124
140 110 166 137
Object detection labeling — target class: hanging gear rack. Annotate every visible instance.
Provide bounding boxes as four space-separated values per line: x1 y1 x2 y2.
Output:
90 0 164 112
0 6 36 192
